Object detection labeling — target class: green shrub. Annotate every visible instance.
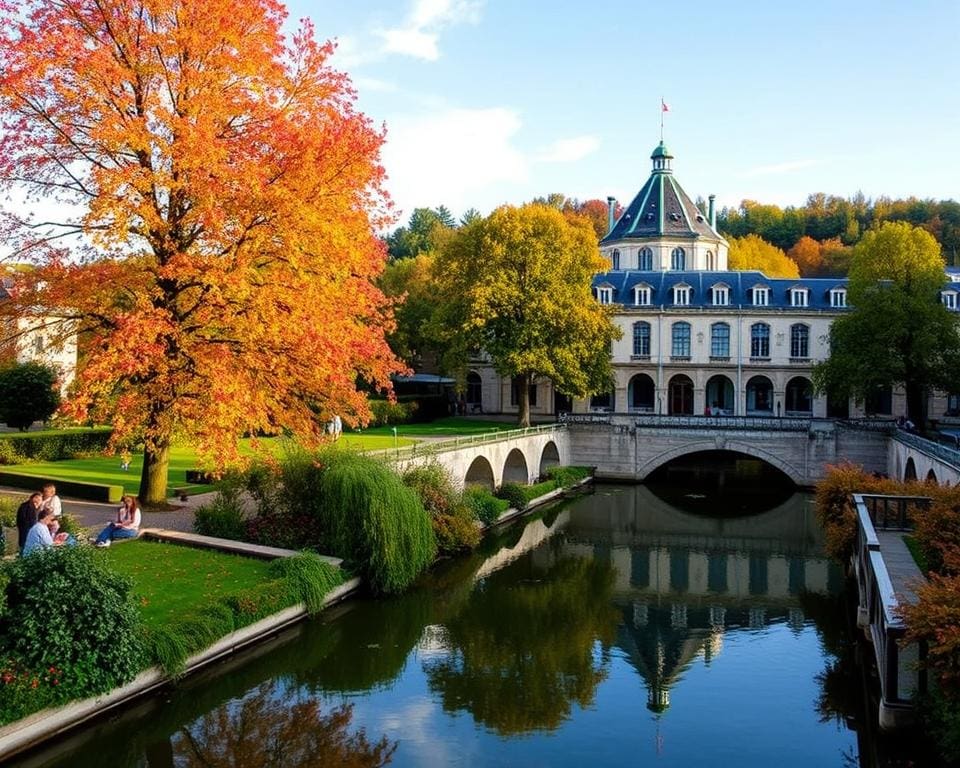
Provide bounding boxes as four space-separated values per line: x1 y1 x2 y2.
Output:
496 482 529 510
0 428 112 463
0 547 143 723
463 486 509 525
269 552 343 613
146 602 236 676
319 452 435 594
368 398 417 426
194 487 248 541
403 463 480 554
57 512 82 538
0 362 61 431
545 465 591 489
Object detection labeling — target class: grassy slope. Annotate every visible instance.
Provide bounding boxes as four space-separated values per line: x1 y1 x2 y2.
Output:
102 540 273 628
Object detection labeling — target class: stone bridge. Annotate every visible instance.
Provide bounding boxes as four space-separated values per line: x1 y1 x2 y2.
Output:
561 414 890 487
889 431 960 486
389 424 571 490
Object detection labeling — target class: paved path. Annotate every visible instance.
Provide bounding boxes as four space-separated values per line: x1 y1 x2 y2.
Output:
876 529 926 603
0 486 218 534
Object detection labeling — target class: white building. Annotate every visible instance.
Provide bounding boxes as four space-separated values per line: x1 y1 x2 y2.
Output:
467 143 959 422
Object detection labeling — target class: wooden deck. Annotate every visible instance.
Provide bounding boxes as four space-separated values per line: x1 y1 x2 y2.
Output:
875 530 924 604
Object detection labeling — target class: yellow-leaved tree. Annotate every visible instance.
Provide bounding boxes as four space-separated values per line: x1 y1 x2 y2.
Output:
727 234 800 278
430 203 620 427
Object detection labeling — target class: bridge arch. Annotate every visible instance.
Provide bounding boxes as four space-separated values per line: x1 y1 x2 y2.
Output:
926 468 938 485
636 439 805 486
539 441 560 477
904 457 917 482
503 448 529 484
465 456 495 490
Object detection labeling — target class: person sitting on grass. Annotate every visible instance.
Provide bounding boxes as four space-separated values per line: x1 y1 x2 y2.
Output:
22 508 68 555
16 492 43 553
95 495 142 548
41 483 62 518
46 515 76 547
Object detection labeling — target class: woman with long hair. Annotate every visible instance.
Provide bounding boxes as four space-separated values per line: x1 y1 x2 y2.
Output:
94 495 142 547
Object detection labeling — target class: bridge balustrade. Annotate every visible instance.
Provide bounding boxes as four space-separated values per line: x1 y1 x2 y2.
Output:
852 493 929 729
894 430 960 472
384 423 565 461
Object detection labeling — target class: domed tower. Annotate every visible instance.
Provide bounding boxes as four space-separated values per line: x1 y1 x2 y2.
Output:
601 142 728 272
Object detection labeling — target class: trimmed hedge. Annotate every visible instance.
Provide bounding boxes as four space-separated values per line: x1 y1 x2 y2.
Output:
0 428 112 464
0 471 123 503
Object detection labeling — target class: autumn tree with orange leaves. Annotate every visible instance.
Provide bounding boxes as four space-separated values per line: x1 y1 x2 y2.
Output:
0 0 402 502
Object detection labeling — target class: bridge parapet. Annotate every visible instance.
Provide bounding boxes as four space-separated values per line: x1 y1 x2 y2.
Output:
384 423 565 462
852 493 930 729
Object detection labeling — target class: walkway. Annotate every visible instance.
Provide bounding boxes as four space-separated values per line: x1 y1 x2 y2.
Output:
876 530 924 603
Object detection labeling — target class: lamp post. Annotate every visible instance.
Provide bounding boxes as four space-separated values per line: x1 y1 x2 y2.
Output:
392 426 398 457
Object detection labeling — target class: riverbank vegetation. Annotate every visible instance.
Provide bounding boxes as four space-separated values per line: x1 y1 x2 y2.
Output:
0 543 344 725
816 463 960 761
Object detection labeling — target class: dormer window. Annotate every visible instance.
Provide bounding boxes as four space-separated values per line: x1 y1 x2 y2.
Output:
633 284 651 306
673 284 691 306
671 247 686 271
752 286 769 306
611 249 620 270
596 285 613 304
638 247 653 271
712 284 729 306
790 287 809 307
942 290 957 310
830 288 847 308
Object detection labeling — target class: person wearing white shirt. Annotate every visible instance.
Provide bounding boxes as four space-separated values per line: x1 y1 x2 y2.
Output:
94 495 142 548
41 483 62 518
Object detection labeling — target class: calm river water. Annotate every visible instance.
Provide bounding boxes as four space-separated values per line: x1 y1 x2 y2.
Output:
11 478 929 767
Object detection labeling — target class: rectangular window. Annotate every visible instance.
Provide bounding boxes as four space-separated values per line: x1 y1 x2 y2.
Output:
672 324 691 357
674 286 690 305
597 287 612 304
713 287 729 306
943 292 957 309
830 290 847 308
751 324 770 358
510 379 537 407
791 289 808 307
632 323 651 357
635 287 650 306
711 324 730 358
753 288 768 306
790 325 809 358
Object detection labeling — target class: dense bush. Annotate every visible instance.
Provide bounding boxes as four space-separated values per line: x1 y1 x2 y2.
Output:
495 482 529 510
194 487 248 541
402 463 479 554
0 547 143 723
545 465 592 489
319 452 435 594
368 399 417 426
463 486 509 525
0 428 112 464
0 362 61 431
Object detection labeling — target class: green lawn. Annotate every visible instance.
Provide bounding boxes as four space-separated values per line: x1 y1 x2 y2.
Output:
102 540 273 628
353 416 515 438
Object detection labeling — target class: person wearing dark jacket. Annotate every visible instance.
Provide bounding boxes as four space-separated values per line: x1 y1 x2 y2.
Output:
16 492 42 552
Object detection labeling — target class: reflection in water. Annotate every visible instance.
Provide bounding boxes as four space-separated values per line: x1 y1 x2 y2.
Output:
424 554 619 734
13 485 912 768
170 681 396 768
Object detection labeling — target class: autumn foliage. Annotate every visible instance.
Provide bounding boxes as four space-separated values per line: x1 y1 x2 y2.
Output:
0 0 402 501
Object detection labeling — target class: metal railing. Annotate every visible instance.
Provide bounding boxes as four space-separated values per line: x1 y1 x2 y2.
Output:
894 430 960 471
839 418 898 434
382 423 565 462
858 493 930 531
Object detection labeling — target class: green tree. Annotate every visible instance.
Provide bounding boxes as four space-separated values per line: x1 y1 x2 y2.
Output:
431 204 620 427
459 208 482 227
379 252 441 366
0 362 61 431
386 207 456 261
814 222 960 428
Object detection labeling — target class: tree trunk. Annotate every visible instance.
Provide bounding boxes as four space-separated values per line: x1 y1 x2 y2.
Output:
138 439 171 505
517 373 531 428
906 380 926 432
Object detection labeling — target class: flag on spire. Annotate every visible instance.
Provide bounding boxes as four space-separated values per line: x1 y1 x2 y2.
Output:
661 98 670 112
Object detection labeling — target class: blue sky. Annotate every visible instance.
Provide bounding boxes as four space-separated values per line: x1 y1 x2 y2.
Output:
286 0 960 223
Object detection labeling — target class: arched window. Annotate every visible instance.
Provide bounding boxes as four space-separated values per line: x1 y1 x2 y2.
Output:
711 323 730 358
628 374 655 411
790 324 809 359
611 249 620 270
632 321 651 357
672 322 691 358
750 323 770 358
638 247 653 271
671 247 686 271
785 377 812 414
706 250 715 270
746 376 774 414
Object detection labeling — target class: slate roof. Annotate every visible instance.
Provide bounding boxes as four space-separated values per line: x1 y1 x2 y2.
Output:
592 270 849 310
601 142 724 245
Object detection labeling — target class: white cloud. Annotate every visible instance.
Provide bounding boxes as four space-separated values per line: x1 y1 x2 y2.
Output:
376 0 483 61
740 159 818 178
535 135 600 164
381 107 529 217
352 76 398 93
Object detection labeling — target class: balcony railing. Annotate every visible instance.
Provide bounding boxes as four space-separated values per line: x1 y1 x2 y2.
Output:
633 414 811 431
